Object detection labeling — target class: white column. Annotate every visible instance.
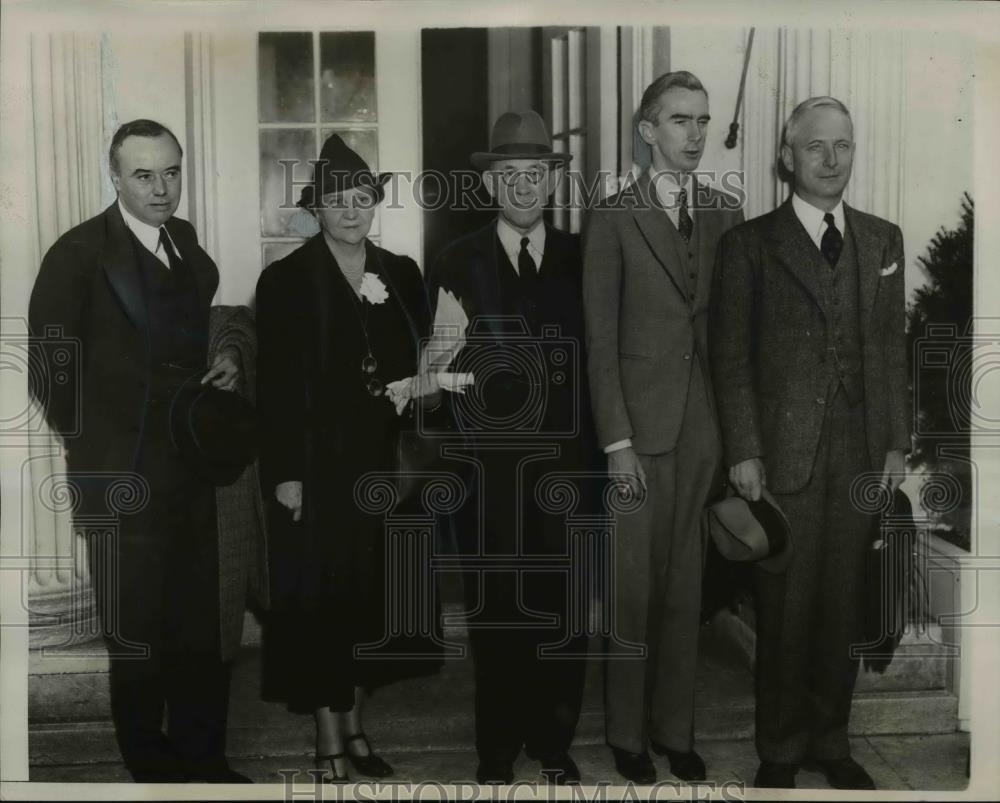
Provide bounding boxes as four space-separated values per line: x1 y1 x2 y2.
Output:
184 33 220 269
741 27 906 221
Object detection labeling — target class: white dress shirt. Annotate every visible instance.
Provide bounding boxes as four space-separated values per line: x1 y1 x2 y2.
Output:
648 167 694 230
118 199 181 269
791 192 845 252
496 217 545 275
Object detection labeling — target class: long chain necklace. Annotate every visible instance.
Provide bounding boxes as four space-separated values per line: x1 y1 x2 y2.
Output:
336 247 385 398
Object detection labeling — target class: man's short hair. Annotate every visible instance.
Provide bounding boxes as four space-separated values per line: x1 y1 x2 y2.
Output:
109 119 183 174
638 71 708 124
781 96 852 148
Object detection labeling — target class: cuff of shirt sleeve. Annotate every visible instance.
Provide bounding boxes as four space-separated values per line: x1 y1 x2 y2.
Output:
603 439 632 454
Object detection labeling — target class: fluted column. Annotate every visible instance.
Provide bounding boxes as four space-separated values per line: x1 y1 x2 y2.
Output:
23 32 111 649
741 27 906 221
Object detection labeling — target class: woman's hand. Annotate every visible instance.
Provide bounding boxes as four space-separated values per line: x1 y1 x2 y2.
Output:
411 371 442 409
275 481 303 521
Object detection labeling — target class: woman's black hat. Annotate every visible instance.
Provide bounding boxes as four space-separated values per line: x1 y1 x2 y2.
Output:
297 133 391 208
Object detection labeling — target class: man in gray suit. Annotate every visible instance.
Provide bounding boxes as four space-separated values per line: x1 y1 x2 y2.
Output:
710 97 909 790
582 71 743 784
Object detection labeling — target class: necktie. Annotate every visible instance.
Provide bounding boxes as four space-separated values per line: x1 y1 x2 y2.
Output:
158 226 182 271
821 212 843 267
518 236 538 282
677 188 693 243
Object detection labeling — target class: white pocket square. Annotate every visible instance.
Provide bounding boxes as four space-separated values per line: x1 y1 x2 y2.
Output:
879 262 898 277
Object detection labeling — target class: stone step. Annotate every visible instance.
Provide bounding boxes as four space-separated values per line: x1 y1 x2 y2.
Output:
28 690 958 767
29 612 957 767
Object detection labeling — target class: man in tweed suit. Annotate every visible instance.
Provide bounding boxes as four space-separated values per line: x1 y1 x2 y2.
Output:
582 71 743 784
710 97 909 790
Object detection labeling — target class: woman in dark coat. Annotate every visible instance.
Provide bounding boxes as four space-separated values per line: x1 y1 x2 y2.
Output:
255 134 441 782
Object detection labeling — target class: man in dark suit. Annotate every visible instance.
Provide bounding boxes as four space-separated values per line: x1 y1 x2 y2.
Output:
582 71 743 784
427 110 594 786
710 96 909 790
29 119 250 783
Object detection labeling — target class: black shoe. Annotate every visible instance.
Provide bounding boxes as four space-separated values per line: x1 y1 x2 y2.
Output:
534 751 581 785
181 759 254 784
754 761 798 788
315 752 350 784
808 756 875 790
345 732 394 778
610 746 656 784
476 757 514 785
650 741 706 781
190 766 253 783
129 767 188 783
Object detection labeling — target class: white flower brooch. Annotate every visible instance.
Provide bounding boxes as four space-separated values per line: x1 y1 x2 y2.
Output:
360 272 389 304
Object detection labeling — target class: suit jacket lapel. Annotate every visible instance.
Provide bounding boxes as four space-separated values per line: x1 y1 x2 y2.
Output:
101 203 148 334
630 173 687 299
844 204 881 334
469 222 505 340
768 199 829 316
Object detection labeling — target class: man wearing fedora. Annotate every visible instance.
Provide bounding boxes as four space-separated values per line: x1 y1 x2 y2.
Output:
427 110 596 785
29 119 253 783
710 96 909 790
581 71 743 784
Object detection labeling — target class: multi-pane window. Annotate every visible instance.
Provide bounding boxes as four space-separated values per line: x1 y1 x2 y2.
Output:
258 31 378 268
549 28 586 233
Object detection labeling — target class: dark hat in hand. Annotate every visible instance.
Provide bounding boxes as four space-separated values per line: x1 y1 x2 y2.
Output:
706 487 793 573
298 132 391 208
471 110 573 170
170 374 260 486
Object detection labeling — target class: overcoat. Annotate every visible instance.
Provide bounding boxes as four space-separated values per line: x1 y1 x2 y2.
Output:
29 203 266 658
255 234 431 610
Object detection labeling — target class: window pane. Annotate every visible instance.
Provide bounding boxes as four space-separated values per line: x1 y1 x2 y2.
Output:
258 33 315 123
320 32 376 122
320 127 378 170
260 128 316 237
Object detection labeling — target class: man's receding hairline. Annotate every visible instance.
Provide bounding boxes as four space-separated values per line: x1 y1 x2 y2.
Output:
783 102 853 149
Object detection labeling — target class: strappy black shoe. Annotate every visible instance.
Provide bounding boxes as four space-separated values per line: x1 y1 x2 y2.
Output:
314 752 350 784
345 733 394 778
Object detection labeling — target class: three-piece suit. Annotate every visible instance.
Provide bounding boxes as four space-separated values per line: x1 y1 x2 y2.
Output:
427 220 596 766
582 172 742 753
710 198 910 762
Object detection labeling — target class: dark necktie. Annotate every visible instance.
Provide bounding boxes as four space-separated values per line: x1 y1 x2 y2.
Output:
518 236 538 283
158 226 182 271
821 212 843 267
677 188 693 243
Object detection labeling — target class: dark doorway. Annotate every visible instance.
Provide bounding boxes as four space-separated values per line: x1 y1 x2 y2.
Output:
421 28 495 270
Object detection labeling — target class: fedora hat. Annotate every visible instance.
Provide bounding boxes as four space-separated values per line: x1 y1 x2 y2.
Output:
706 487 793 574
470 110 573 170
298 133 392 208
170 373 260 486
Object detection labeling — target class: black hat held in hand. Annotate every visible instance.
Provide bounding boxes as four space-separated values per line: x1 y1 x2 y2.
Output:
170 373 260 486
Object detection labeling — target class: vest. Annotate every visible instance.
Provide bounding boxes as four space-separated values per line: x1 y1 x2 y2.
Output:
484 235 583 434
131 234 208 399
816 226 864 404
